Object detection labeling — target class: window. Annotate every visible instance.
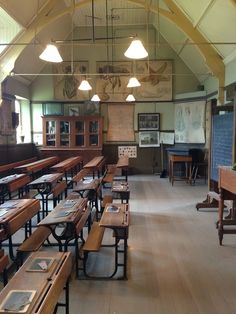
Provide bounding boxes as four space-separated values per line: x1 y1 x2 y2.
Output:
15 98 31 144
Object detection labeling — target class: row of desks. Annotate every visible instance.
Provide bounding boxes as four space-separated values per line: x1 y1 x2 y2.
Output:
0 251 72 314
0 199 40 260
0 156 130 312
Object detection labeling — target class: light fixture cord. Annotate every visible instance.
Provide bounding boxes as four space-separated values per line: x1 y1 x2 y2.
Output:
71 0 75 74
157 0 160 56
146 1 151 73
106 0 110 64
92 0 95 43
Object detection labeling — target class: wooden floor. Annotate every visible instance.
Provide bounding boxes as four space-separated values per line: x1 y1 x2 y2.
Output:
56 175 236 314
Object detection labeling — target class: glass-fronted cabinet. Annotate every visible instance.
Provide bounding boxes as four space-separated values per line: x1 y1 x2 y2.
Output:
42 115 102 149
60 121 70 146
75 120 85 147
89 120 99 146
45 120 56 146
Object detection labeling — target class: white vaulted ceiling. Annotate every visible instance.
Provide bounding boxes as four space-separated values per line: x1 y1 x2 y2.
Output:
0 0 236 90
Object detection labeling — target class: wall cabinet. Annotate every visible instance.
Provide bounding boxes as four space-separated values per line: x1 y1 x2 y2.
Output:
42 115 103 149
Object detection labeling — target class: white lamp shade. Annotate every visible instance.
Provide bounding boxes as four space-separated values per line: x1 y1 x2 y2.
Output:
78 80 92 91
126 94 136 102
124 39 148 59
91 94 100 101
39 44 63 63
127 77 141 88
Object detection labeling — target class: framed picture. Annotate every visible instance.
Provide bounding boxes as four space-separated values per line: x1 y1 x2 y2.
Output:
138 113 160 131
68 105 80 116
139 131 160 147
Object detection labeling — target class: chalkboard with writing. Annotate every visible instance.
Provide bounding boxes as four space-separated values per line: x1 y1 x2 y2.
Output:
211 112 233 181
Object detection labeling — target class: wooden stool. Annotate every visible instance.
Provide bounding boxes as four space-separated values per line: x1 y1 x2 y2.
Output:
169 155 192 185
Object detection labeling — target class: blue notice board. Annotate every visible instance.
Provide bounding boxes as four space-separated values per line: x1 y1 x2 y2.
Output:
211 112 233 181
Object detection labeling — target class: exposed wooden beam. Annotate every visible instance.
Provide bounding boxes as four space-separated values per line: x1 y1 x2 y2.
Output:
0 0 225 103
129 0 225 104
232 0 236 7
0 0 59 83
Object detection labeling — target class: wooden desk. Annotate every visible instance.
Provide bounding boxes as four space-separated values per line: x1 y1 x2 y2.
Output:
73 179 101 219
116 157 129 181
0 199 40 259
28 173 63 218
14 157 59 178
83 156 105 178
38 197 89 250
168 154 192 185
112 181 130 203
99 203 129 279
218 167 236 245
0 251 72 314
50 156 83 183
0 157 37 176
0 174 30 204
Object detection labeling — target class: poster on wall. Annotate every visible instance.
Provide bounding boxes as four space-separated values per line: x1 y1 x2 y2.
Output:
96 61 132 102
174 100 206 143
107 103 135 141
53 61 90 100
118 146 137 158
134 60 172 101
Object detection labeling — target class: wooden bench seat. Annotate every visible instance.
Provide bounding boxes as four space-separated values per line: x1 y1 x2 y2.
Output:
101 195 113 210
0 157 37 176
17 226 54 264
20 189 39 199
51 180 67 206
102 165 117 186
72 168 90 185
102 173 115 184
0 249 9 286
82 222 105 252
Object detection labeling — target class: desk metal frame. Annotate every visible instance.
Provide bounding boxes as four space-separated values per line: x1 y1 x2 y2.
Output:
81 203 129 280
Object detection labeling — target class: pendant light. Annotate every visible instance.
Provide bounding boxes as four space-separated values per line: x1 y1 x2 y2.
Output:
127 77 141 88
78 79 92 91
39 44 63 63
126 94 136 102
91 94 100 101
124 39 148 59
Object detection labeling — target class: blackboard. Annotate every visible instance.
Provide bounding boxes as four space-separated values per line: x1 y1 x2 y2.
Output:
211 112 233 181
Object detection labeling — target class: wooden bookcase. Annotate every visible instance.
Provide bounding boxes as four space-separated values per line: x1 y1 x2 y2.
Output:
40 115 103 162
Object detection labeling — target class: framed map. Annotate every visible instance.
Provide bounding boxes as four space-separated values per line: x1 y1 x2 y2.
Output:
96 61 132 102
134 60 172 101
174 100 206 143
53 61 89 100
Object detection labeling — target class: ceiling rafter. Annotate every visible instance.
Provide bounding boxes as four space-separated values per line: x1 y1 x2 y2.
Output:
0 0 225 103
129 0 225 104
0 0 59 83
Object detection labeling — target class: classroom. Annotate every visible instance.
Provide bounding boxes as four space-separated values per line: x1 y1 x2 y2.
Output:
0 1 236 313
